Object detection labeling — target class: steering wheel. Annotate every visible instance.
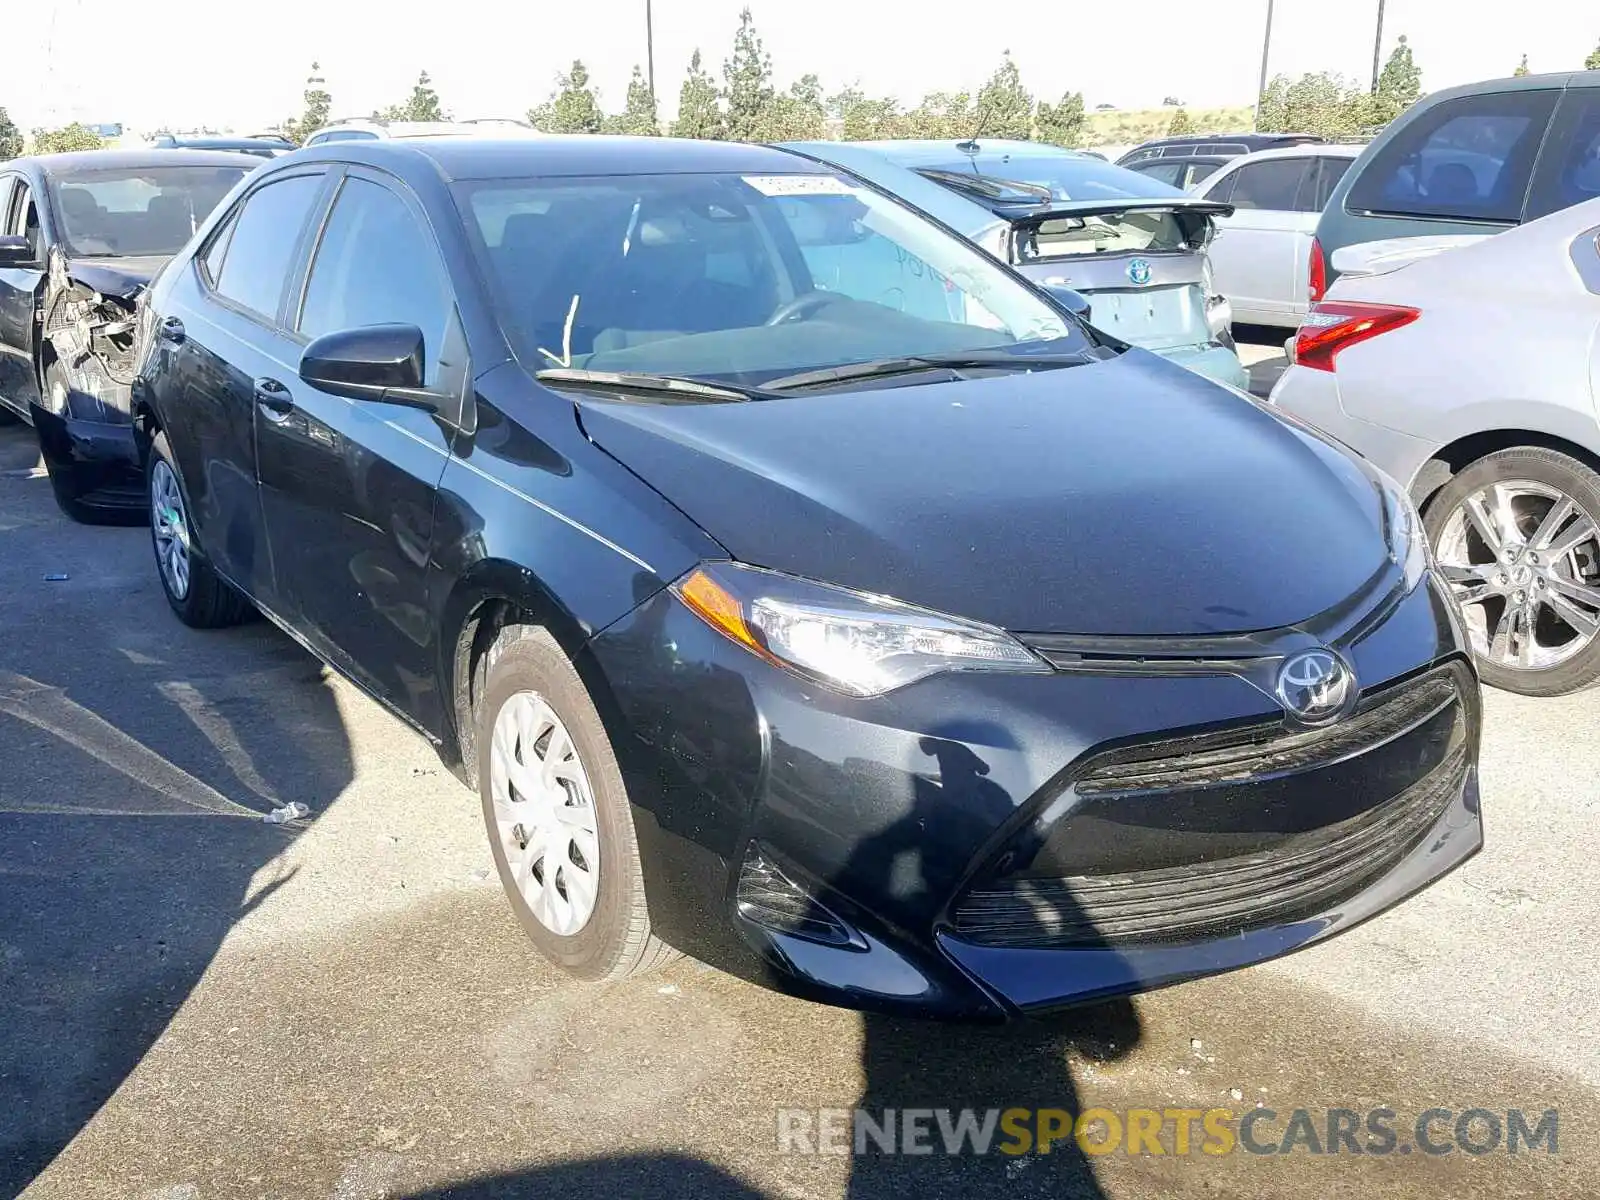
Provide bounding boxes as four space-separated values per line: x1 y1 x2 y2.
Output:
765 291 837 326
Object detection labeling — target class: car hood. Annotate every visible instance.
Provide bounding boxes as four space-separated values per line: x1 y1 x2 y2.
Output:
64 255 168 298
576 351 1390 635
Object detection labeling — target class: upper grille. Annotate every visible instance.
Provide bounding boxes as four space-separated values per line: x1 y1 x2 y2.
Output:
949 665 1473 949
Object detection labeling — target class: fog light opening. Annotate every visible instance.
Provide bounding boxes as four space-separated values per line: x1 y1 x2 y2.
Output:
736 845 860 948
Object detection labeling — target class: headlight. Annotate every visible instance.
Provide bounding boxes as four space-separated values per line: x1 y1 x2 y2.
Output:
672 562 1049 697
1375 468 1430 590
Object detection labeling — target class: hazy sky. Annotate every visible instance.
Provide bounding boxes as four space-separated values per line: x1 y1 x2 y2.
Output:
10 0 1600 133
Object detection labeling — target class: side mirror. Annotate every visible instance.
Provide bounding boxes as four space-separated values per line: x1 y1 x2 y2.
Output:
1040 282 1092 323
0 235 33 265
299 324 433 408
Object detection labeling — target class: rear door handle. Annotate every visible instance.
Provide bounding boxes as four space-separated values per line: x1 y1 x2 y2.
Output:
158 316 185 344
253 377 294 421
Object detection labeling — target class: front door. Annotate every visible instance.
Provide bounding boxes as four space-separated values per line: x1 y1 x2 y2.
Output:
256 170 462 732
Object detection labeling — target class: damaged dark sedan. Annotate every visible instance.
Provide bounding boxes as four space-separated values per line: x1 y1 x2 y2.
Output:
0 149 256 521
135 137 1482 1019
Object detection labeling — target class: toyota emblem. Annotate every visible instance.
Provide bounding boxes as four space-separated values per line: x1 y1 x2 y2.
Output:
1275 650 1356 724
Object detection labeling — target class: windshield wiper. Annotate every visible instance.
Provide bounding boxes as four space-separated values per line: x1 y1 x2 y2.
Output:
762 350 1092 392
535 368 776 403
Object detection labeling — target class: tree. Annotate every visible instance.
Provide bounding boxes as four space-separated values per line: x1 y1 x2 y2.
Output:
1035 90 1085 147
829 88 906 141
722 8 775 141
1257 71 1374 137
1167 107 1194 136
1587 39 1600 71
903 91 975 139
752 74 826 141
283 61 332 145
1369 34 1423 125
1514 54 1531 77
530 60 604 133
671 49 724 139
0 107 21 160
973 52 1033 139
30 124 105 154
378 70 446 122
603 66 659 136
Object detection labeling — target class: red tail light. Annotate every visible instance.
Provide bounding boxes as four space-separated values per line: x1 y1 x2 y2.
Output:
1293 302 1420 373
1308 236 1328 303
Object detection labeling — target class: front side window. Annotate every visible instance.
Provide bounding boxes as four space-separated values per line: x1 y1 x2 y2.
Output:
299 177 451 383
48 166 251 257
457 171 1078 385
1347 89 1558 222
1223 159 1316 212
212 174 324 320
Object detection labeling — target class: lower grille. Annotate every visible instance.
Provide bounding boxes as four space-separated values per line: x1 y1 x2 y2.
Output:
950 666 1472 948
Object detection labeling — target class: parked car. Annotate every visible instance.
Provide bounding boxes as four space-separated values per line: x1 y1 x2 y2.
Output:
780 139 1249 389
131 135 1479 1018
1272 196 1600 696
303 118 541 146
0 149 258 520
1314 69 1600 300
150 133 295 159
1118 132 1327 192
1194 144 1364 328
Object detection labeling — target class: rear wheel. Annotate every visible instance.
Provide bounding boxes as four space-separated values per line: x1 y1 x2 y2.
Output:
147 430 254 628
1425 446 1600 696
476 624 676 981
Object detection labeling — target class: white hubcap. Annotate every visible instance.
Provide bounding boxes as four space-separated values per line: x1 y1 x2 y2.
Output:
489 692 601 935
150 459 191 601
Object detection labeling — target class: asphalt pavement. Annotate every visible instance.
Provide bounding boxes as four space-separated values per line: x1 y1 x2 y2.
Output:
1 418 1595 1200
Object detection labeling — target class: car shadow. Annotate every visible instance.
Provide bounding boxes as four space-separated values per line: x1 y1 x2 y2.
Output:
0 423 357 1197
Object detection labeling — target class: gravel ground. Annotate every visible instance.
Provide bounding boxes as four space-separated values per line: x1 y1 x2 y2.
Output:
0 421 1593 1200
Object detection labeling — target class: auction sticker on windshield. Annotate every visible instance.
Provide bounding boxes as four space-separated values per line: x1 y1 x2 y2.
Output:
742 175 859 196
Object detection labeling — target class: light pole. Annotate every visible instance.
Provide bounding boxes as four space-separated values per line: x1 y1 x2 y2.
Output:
646 0 656 100
1254 0 1275 130
1371 0 1388 92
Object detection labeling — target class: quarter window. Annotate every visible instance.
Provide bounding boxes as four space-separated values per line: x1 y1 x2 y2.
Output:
298 177 451 383
213 174 325 321
1346 88 1559 223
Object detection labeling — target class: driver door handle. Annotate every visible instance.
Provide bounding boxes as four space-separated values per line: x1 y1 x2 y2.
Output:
253 377 294 421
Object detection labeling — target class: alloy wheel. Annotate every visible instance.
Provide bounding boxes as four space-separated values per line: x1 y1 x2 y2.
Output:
488 692 601 936
1435 480 1600 672
150 459 192 601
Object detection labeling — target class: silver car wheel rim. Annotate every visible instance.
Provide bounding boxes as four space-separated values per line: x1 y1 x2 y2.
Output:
150 459 192 601
489 692 601 936
1436 479 1600 671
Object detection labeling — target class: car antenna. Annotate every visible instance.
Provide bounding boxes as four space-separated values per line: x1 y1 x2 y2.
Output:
955 104 990 159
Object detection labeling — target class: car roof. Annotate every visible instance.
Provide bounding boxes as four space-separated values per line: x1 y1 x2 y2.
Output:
20 148 266 175
1137 132 1322 149
1224 143 1367 165
807 138 1098 167
294 135 836 182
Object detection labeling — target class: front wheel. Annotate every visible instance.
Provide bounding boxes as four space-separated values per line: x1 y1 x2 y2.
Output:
1425 446 1600 696
147 430 254 628
476 624 677 981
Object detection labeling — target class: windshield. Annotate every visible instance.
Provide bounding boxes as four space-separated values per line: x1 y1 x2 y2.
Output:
454 171 1080 386
49 166 251 257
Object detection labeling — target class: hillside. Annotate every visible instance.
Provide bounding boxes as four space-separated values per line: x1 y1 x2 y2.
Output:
1082 105 1256 147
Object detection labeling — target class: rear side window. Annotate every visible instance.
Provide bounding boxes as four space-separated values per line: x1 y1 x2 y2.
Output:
298 177 451 383
1346 88 1559 222
1526 89 1600 220
1130 161 1186 187
213 174 324 321
1314 157 1355 209
1188 161 1223 186
1216 158 1317 211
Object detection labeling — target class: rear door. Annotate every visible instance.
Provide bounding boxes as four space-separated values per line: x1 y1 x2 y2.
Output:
150 168 330 603
1202 156 1320 324
0 176 45 416
256 168 462 728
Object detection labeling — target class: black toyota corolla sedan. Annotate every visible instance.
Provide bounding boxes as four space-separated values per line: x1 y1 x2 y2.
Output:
130 136 1482 1019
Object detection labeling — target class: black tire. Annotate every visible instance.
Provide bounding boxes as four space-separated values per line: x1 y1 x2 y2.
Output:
476 624 677 981
1424 445 1600 697
146 429 254 629
39 362 139 525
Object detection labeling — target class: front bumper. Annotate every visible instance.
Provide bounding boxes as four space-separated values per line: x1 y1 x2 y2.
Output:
30 375 141 508
587 570 1480 1020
